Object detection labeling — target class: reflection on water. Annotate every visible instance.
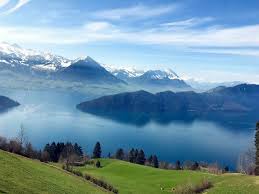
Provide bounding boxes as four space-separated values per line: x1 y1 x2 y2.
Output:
0 89 256 169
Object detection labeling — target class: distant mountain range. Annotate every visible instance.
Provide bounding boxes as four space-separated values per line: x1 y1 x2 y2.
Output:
0 95 19 112
0 42 190 88
77 84 259 125
0 42 123 84
104 64 191 89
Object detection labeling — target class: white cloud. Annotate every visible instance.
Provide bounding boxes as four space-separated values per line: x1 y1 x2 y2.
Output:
83 21 114 32
92 4 177 20
161 17 214 28
0 20 259 57
0 0 10 8
192 48 259 57
1 0 30 15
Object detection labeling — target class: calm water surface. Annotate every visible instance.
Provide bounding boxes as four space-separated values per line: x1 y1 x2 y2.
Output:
0 89 255 169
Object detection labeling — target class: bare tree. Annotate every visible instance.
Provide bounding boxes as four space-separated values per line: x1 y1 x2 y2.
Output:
17 124 27 147
237 147 256 175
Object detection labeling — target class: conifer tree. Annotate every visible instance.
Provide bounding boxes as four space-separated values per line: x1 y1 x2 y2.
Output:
128 148 135 163
115 148 124 160
93 142 101 158
175 160 181 170
255 122 259 175
153 155 159 168
136 149 145 165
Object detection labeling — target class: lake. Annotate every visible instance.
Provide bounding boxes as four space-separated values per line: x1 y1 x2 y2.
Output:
0 88 256 170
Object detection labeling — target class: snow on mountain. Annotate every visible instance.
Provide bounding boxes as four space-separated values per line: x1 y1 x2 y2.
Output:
103 64 181 81
102 64 190 88
143 69 180 80
0 42 188 86
103 64 144 78
0 42 71 72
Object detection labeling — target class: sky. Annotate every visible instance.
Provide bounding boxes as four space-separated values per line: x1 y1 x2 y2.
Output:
0 0 259 83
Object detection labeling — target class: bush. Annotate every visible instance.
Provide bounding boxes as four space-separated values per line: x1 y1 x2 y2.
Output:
72 170 83 177
65 167 119 194
96 160 101 168
194 179 212 193
173 178 212 194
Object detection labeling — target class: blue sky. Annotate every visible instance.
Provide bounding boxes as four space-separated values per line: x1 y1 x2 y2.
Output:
0 0 259 83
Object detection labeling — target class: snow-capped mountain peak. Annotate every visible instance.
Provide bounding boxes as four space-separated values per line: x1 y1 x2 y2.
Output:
0 42 71 72
144 69 180 80
0 42 41 59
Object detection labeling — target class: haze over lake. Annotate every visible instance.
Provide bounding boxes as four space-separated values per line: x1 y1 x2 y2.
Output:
0 88 255 170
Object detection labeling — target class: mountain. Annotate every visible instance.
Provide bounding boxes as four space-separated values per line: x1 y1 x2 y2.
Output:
104 65 190 89
0 42 70 74
77 84 259 117
103 65 145 81
0 42 124 84
55 57 125 84
185 79 244 91
0 95 20 112
133 69 190 88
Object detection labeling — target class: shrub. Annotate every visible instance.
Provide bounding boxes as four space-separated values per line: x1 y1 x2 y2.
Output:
194 178 212 193
72 170 83 177
96 160 101 168
173 178 212 194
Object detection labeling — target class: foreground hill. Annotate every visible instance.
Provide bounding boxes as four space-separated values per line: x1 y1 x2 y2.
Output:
0 95 19 112
0 150 105 194
1 150 259 194
73 159 259 194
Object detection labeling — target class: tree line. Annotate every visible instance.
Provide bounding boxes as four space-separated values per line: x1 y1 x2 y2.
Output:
1 121 259 175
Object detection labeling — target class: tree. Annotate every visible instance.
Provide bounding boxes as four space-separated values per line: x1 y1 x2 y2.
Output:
74 143 83 157
134 149 139 163
128 148 135 163
136 149 145 165
153 155 159 168
93 142 101 158
40 151 50 162
224 166 229 173
17 124 27 147
147 155 153 165
115 148 124 160
255 122 259 175
191 161 199 170
24 142 35 158
0 136 8 151
175 160 181 170
237 147 255 175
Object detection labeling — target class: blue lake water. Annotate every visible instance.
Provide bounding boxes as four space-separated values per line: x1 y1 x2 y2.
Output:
0 89 256 169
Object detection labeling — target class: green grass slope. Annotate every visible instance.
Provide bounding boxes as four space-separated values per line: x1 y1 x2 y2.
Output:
0 150 105 194
75 159 259 194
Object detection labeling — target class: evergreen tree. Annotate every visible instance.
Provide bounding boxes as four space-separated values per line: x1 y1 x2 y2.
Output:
224 166 229 172
255 122 259 175
128 148 135 163
153 155 159 168
93 142 102 158
136 149 145 165
74 143 83 156
134 149 139 163
115 148 124 160
175 160 181 170
191 161 199 170
147 155 153 165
